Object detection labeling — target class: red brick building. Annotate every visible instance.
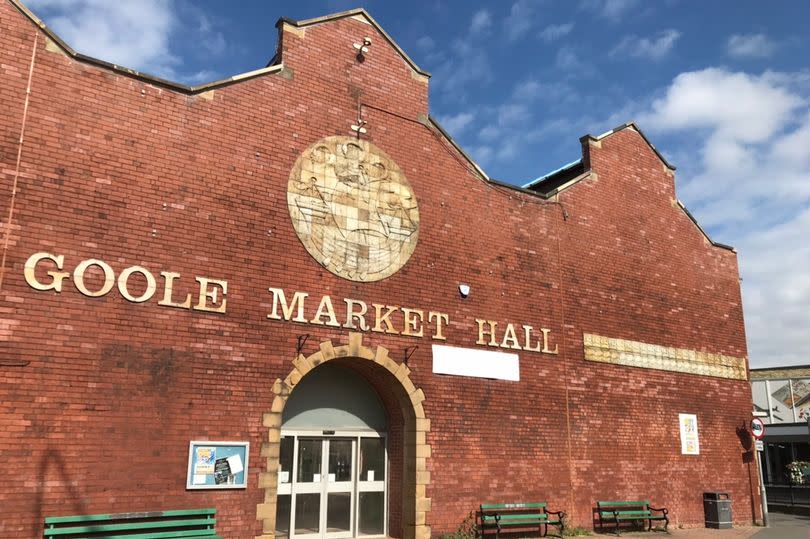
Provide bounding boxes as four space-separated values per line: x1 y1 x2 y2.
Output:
0 1 759 537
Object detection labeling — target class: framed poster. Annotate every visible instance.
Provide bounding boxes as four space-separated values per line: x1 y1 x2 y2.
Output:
679 413 700 455
187 441 249 489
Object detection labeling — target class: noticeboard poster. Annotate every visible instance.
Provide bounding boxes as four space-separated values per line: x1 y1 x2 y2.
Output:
679 413 700 455
187 441 249 489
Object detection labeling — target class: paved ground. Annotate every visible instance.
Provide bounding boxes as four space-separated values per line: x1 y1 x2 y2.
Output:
752 511 810 539
605 526 759 539
595 511 807 539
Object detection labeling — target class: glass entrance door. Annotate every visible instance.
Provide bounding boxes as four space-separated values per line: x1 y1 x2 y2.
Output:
324 438 354 537
277 434 386 539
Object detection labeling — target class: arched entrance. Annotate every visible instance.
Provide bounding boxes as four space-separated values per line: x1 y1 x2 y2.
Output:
256 333 431 539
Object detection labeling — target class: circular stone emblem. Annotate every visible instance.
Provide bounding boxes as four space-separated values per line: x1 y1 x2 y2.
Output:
287 136 420 282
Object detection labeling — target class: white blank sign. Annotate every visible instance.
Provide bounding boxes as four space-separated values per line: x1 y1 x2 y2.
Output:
432 344 520 381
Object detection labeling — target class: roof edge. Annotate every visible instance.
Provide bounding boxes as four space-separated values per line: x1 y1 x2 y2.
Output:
277 8 431 78
521 159 583 189
581 121 676 171
750 364 810 372
428 116 570 200
539 170 593 198
8 0 285 94
581 121 737 252
427 115 491 182
676 199 736 252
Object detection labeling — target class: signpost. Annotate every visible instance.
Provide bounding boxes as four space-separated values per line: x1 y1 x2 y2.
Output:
751 418 766 440
750 417 768 527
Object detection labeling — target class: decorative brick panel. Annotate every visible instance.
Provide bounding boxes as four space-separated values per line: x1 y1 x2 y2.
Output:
583 333 748 380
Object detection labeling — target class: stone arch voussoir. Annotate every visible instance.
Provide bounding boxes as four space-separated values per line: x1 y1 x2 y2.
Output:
256 332 431 539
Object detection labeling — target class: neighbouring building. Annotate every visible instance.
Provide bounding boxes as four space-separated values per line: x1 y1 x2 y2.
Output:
750 365 810 509
0 1 761 537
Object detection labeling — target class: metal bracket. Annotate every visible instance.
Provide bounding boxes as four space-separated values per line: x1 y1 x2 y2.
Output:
403 346 418 365
296 334 309 355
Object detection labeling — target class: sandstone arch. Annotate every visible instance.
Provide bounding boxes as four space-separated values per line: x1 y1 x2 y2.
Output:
256 332 431 539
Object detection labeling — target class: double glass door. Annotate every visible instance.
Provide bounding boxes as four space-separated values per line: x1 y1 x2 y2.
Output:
277 434 386 539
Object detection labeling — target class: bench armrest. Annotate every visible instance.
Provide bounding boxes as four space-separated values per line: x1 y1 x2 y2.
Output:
649 507 668 515
543 508 565 518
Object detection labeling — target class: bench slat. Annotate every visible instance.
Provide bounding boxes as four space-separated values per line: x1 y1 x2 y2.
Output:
494 519 556 525
597 499 669 534
45 509 216 524
481 502 547 510
44 518 216 536
46 530 219 539
44 509 218 539
480 501 565 537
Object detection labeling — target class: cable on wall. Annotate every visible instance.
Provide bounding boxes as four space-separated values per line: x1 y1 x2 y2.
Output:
0 31 38 291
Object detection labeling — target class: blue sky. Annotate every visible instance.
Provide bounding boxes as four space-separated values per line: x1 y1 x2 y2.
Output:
23 1 810 368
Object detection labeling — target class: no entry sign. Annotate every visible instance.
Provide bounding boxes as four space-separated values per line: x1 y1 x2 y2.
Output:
751 418 766 439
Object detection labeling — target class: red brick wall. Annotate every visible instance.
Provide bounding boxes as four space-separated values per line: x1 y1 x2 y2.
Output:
0 2 756 537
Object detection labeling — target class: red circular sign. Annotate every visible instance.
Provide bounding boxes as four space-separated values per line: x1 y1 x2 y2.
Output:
751 418 766 439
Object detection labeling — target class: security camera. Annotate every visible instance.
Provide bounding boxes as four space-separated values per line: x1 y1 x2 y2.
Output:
458 284 471 298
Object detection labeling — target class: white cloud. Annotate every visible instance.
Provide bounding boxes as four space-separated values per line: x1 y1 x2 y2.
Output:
470 9 492 33
504 0 535 41
416 36 435 51
460 74 592 171
511 78 579 104
196 13 226 56
610 29 681 60
28 0 178 77
642 69 801 142
735 207 810 367
185 69 219 85
581 0 640 21
539 23 574 42
512 80 545 101
437 112 475 135
414 35 445 65
638 67 810 367
555 46 588 72
27 0 226 83
431 37 492 96
727 33 777 59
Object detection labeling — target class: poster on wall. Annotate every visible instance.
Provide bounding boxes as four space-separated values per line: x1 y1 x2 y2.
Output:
679 413 700 455
186 441 249 489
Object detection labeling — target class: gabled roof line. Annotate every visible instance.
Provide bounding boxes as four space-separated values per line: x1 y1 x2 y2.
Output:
676 199 735 252
427 115 491 182
521 159 582 189
8 0 285 94
581 121 677 171
539 170 593 198
278 8 431 78
428 115 594 201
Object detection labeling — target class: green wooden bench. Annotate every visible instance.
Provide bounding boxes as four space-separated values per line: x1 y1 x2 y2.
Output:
597 500 668 535
44 508 221 538
480 502 565 538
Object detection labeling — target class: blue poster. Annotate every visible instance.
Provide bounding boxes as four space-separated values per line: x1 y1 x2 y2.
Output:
187 441 249 489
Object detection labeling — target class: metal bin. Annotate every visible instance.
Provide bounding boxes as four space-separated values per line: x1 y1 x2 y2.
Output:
703 491 732 529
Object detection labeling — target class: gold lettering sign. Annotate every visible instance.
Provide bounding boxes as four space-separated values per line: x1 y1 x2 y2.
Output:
23 252 227 314
266 287 557 354
23 251 559 356
287 136 420 282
